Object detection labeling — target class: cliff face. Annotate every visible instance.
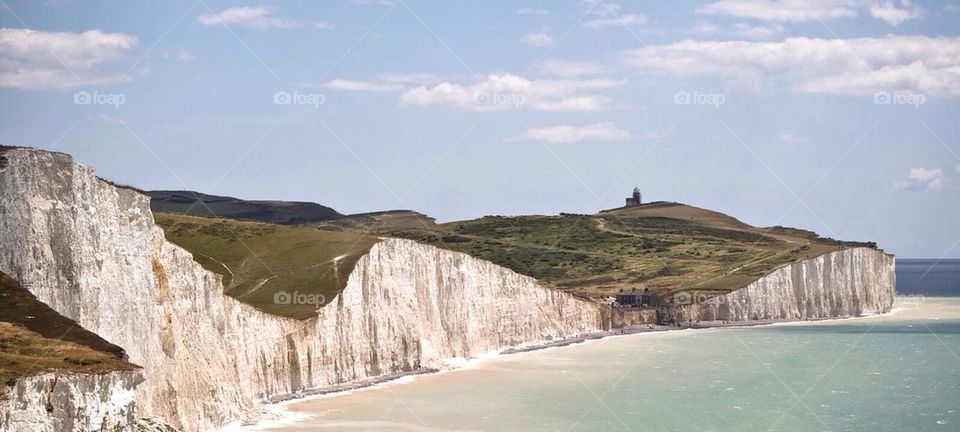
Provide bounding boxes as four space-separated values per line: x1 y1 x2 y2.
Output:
0 371 141 432
659 247 896 323
0 147 896 431
0 148 601 431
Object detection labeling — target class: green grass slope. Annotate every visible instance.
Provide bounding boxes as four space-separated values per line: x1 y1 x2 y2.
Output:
314 210 437 233
155 212 379 319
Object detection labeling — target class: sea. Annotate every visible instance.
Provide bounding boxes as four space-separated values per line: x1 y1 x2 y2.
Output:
253 259 960 432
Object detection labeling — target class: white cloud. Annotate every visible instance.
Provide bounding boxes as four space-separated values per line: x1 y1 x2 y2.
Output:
377 73 439 85
321 79 403 92
698 0 857 22
320 73 438 92
896 167 944 191
521 31 554 47
0 28 136 70
584 14 648 28
197 6 298 30
581 0 648 29
540 59 608 77
399 73 621 112
621 36 960 96
731 22 783 38
689 21 783 39
697 0 921 25
325 72 621 112
313 21 335 30
956 163 960 174
869 0 921 25
0 28 137 90
516 8 549 16
507 122 631 143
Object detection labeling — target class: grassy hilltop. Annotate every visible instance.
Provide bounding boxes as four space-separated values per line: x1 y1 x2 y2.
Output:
151 195 876 319
148 190 342 224
385 202 876 298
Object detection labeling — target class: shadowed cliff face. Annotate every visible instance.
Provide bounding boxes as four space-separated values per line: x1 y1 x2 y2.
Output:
0 147 896 431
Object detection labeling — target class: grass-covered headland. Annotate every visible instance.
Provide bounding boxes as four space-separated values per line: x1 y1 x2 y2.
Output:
152 198 877 319
386 202 876 299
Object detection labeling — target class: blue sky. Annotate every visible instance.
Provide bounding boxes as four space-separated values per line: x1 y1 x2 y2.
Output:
1 0 959 258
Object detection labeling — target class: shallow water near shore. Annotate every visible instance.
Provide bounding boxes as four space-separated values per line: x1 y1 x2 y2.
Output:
252 296 960 432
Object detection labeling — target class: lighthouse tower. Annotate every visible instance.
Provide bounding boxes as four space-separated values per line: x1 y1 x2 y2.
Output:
625 187 642 207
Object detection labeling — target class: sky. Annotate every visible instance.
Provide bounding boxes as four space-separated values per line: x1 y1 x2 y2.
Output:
0 0 959 258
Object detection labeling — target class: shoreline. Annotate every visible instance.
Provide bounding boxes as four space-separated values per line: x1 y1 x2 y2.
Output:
501 311 896 355
266 368 440 404
238 304 910 430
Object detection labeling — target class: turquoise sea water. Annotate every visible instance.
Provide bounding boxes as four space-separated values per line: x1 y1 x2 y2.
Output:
260 260 960 432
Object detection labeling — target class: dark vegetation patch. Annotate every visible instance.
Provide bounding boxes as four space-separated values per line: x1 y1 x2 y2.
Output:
148 190 343 225
764 225 877 249
0 272 136 386
98 177 144 193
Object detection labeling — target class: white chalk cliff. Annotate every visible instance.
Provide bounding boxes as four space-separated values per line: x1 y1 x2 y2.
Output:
0 371 141 432
0 148 895 431
659 247 895 323
0 148 601 431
